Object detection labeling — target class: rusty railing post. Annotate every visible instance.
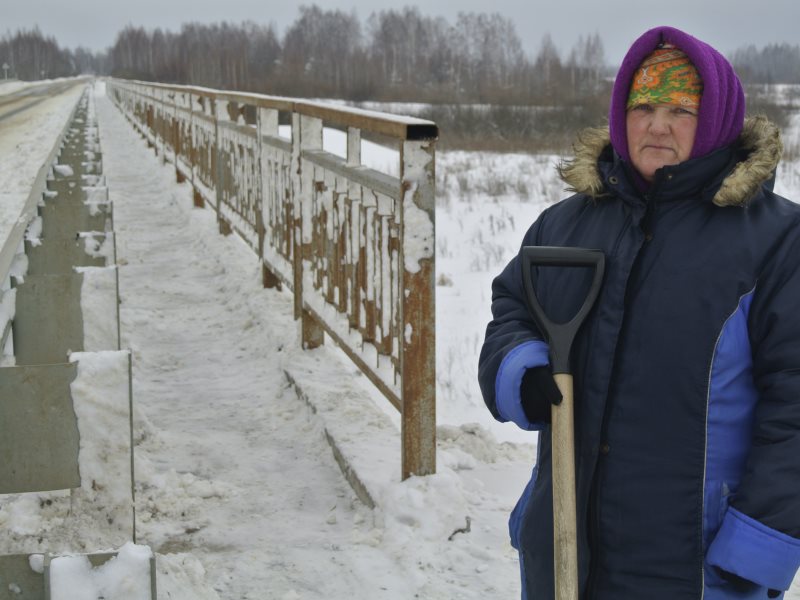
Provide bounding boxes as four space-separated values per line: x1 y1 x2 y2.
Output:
257 107 276 256
292 112 324 349
400 139 437 479
155 87 164 161
213 98 231 235
173 92 184 183
191 93 206 209
258 106 282 289
160 88 169 164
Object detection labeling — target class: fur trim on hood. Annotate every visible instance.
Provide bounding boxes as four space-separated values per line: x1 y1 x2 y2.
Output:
558 115 783 207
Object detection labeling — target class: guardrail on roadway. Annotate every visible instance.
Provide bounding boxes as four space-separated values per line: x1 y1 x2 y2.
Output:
0 81 85 354
107 79 438 479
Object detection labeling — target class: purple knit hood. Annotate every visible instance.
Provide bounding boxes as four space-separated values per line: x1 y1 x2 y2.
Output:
609 26 746 163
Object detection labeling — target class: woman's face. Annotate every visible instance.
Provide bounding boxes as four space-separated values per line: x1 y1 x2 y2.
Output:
626 103 698 182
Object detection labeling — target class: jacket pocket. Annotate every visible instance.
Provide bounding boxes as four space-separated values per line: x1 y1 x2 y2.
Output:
704 479 734 548
703 480 734 587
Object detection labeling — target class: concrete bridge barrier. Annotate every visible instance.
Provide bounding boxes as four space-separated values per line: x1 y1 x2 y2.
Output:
0 88 146 598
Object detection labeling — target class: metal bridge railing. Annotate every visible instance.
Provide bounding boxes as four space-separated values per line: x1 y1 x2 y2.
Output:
107 79 438 479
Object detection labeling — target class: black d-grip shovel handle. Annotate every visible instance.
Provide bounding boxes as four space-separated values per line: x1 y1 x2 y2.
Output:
521 246 605 375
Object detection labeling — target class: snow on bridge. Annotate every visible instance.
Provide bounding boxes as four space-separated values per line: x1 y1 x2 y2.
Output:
0 80 533 599
2 79 799 599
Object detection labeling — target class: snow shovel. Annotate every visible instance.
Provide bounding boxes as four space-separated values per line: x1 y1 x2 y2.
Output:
521 246 605 600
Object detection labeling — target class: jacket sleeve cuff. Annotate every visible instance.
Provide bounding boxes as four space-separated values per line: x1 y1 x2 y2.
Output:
495 340 549 431
707 507 800 591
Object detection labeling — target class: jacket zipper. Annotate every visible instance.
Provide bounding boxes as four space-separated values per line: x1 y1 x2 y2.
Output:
640 193 657 241
586 465 602 599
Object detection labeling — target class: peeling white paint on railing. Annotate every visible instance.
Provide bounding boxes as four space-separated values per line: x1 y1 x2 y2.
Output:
107 78 438 479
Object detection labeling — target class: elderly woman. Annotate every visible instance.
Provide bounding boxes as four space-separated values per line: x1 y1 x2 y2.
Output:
479 26 800 599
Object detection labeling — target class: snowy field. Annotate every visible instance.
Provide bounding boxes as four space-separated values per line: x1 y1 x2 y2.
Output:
1 79 799 598
0 79 41 95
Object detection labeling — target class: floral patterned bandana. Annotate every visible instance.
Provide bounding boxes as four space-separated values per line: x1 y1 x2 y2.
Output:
627 44 703 110
610 26 744 161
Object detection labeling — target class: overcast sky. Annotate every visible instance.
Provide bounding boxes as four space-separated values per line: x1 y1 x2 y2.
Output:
4 0 799 64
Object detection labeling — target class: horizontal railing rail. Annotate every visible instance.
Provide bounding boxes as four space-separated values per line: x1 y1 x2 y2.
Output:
107 78 438 479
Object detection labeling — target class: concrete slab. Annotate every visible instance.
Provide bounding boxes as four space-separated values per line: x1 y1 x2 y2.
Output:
12 273 84 366
44 179 82 199
0 362 80 494
39 199 110 238
0 352 135 555
24 235 110 275
0 554 44 600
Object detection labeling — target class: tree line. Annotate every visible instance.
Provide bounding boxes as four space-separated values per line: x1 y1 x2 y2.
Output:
0 28 96 80
2 8 608 106
4 12 799 95
105 7 609 107
2 10 798 151
730 43 800 85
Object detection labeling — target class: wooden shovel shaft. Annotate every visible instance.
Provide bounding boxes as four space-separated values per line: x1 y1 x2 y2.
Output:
552 372 578 600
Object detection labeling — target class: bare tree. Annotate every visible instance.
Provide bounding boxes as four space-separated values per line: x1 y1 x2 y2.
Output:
0 27 76 79
731 42 800 84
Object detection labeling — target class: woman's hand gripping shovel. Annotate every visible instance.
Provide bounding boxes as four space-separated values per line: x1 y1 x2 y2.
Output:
521 246 605 600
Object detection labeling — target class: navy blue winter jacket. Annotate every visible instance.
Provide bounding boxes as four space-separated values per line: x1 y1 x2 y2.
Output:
479 116 800 599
